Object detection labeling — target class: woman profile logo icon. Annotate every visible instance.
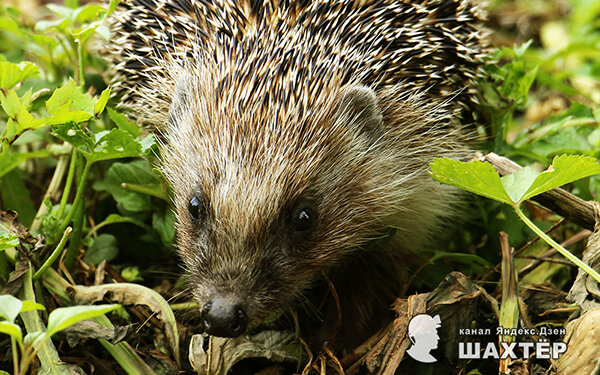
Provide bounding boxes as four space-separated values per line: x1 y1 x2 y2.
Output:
406 314 442 363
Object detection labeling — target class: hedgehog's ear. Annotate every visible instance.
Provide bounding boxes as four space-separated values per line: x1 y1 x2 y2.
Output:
338 85 384 141
168 73 196 126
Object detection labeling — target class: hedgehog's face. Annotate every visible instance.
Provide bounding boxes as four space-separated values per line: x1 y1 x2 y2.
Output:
174 184 332 337
163 82 387 337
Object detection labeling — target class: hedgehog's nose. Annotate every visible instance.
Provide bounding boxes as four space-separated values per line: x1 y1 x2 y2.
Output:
202 298 247 337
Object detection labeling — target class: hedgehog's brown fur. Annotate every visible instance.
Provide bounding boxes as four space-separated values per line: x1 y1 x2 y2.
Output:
108 0 488 351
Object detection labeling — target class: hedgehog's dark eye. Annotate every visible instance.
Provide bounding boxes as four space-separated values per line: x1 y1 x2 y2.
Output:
290 201 317 233
188 196 205 221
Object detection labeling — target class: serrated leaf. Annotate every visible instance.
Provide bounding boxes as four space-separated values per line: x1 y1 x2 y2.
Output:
46 304 120 337
0 61 39 89
501 167 540 203
520 155 600 202
45 108 93 125
0 89 20 117
429 158 513 205
53 122 145 170
107 107 139 137
0 321 22 344
51 122 94 152
88 129 143 162
0 295 22 322
13 107 46 133
0 89 44 140
46 79 95 124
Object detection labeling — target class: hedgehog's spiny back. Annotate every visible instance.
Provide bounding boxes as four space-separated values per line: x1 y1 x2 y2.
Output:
108 0 487 126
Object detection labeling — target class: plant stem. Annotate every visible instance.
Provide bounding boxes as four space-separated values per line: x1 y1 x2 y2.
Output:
0 139 9 159
58 159 91 235
77 40 85 87
56 36 77 79
31 145 72 233
169 302 198 311
514 205 600 284
65 199 84 270
18 265 64 375
11 336 19 375
57 148 78 218
121 182 169 201
33 227 72 281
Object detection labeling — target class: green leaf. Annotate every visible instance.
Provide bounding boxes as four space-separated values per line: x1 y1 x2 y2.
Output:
93 160 160 211
21 300 46 313
23 330 44 347
51 122 94 152
139 134 157 155
0 61 39 89
46 79 95 125
94 213 154 234
107 107 140 137
84 234 119 266
121 266 143 282
107 0 120 15
53 123 144 164
0 295 22 322
46 304 120 337
46 4 75 23
73 4 105 24
34 18 69 33
0 228 19 252
88 129 142 162
0 321 22 344
99 213 148 227
153 208 175 246
520 154 600 202
501 167 540 203
429 158 513 205
0 89 19 117
0 90 45 141
94 88 111 116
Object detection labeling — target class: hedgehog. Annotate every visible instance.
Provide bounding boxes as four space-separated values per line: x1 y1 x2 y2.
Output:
107 0 488 351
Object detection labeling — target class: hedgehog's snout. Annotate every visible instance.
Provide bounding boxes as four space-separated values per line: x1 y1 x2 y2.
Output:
201 296 248 337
